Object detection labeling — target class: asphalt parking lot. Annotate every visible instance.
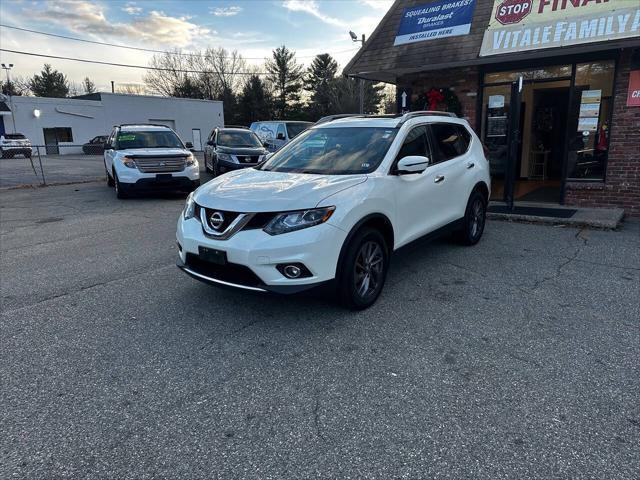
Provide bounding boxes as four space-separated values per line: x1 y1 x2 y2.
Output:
1 181 639 479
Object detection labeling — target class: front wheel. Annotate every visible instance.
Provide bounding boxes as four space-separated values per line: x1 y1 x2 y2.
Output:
337 228 389 310
455 190 487 245
114 170 129 199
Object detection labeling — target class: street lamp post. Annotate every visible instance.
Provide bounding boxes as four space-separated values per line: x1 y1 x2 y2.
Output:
349 31 366 114
1 63 17 133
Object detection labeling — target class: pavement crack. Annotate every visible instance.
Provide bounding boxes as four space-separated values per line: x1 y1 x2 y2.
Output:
1 264 174 314
313 395 330 444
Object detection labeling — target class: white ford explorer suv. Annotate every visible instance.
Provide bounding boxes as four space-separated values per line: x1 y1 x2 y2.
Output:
104 124 199 198
177 112 490 309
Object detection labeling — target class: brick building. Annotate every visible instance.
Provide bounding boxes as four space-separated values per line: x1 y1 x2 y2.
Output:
345 0 640 214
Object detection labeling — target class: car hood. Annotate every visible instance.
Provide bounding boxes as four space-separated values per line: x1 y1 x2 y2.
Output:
117 148 191 157
194 168 367 212
217 146 267 156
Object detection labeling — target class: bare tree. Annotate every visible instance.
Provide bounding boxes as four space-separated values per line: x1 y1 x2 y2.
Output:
144 48 249 101
116 83 147 95
143 49 194 97
82 77 96 94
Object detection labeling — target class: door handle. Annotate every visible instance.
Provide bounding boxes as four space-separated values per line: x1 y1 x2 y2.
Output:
467 162 475 169
434 175 445 184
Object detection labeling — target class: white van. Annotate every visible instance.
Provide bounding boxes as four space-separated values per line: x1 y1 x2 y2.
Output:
249 121 312 152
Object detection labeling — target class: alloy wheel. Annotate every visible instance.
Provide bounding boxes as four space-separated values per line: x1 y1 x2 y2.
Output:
354 241 384 299
470 198 485 239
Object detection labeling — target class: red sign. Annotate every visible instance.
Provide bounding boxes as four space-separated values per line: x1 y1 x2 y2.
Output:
627 70 640 108
495 0 532 25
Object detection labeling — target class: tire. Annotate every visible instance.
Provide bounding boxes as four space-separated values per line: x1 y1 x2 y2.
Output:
455 190 487 246
337 227 389 310
106 165 115 187
114 169 129 199
212 158 219 177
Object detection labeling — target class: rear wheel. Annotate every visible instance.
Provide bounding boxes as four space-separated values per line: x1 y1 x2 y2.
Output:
455 190 486 245
105 164 115 187
337 228 389 310
212 158 219 177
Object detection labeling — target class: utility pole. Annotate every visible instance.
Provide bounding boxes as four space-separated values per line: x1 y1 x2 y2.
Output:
349 32 366 114
1 63 17 133
111 81 115 93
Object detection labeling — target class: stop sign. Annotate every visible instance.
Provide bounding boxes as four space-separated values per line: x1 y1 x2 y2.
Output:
495 0 532 25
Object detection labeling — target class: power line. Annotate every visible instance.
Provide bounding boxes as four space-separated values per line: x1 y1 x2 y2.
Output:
0 24 360 60
0 48 268 74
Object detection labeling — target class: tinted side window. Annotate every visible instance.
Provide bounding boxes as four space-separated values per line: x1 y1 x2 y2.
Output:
430 123 471 162
397 126 429 160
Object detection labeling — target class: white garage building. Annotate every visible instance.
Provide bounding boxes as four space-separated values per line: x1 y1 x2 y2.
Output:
0 93 224 154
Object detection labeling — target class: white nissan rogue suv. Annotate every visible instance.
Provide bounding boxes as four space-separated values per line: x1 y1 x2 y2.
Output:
104 124 199 198
177 112 490 309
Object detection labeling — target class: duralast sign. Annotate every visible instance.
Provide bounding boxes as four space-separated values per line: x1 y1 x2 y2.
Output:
480 0 640 56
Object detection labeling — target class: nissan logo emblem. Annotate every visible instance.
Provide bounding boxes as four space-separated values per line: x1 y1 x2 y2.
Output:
209 211 224 230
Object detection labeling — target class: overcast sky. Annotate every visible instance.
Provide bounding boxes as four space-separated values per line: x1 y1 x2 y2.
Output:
0 0 392 92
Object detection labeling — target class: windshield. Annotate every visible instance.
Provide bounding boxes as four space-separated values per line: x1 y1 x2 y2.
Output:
258 127 398 175
218 130 262 148
116 130 183 149
285 123 310 139
4 134 26 140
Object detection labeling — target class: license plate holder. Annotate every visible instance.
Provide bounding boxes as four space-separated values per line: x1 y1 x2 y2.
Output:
198 246 227 265
156 173 172 181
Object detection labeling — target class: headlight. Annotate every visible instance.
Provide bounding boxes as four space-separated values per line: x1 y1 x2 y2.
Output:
263 207 335 235
122 156 136 168
183 192 196 220
186 153 198 167
217 152 236 163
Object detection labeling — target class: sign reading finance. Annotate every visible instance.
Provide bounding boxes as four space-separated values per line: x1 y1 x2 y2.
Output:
480 0 640 57
394 0 477 46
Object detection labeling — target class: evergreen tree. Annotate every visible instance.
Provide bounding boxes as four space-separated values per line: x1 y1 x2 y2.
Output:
329 77 385 114
172 76 204 98
266 45 303 119
29 64 69 98
238 75 272 125
305 53 338 119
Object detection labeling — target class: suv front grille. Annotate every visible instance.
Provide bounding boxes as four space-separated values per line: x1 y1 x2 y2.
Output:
236 155 260 164
135 156 186 173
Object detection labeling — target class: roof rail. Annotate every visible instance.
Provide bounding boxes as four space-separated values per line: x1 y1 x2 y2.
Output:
118 123 173 129
222 125 249 129
314 113 363 125
397 110 457 126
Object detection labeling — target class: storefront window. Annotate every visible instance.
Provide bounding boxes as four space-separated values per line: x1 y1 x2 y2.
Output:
566 60 615 181
484 65 571 84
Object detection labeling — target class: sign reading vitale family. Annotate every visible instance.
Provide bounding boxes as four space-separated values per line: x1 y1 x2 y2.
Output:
480 0 640 56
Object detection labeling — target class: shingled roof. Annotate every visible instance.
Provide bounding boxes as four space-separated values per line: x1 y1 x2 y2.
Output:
343 0 640 83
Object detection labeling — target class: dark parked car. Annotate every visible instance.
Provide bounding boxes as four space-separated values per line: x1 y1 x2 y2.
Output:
82 135 108 155
203 127 269 176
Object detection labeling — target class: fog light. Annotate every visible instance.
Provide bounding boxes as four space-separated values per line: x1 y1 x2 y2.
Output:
283 265 301 278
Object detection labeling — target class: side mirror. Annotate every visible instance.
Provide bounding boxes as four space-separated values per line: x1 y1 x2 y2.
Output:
185 142 194 149
103 142 113 150
263 141 271 148
396 155 429 175
276 133 285 140
207 140 215 146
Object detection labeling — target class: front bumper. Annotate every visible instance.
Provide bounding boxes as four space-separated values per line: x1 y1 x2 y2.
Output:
217 158 257 174
116 162 200 190
176 215 347 293
1 146 32 155
125 177 200 192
